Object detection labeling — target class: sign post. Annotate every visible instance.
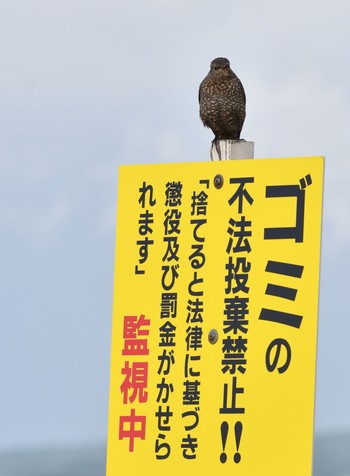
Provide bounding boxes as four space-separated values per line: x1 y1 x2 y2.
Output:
106 156 324 475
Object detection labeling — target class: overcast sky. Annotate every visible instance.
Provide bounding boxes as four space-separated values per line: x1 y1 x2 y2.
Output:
0 0 350 449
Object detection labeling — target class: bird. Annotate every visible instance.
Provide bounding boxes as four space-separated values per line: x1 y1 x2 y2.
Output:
199 57 246 142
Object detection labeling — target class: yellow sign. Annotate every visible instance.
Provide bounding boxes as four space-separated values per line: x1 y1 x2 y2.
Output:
106 157 324 475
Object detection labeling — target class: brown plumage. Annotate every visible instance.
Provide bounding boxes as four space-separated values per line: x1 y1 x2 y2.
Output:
199 57 246 141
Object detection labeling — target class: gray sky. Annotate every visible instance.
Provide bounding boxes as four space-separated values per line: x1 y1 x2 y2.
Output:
0 0 349 449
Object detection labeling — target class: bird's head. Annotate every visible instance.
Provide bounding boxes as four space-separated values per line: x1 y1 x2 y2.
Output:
210 57 230 72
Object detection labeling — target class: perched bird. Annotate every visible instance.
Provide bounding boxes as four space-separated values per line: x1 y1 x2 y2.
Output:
199 57 246 141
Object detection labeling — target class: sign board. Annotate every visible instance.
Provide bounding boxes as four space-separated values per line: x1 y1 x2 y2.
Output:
106 157 324 475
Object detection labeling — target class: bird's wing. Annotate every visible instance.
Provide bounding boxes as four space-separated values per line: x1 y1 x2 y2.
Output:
198 81 203 104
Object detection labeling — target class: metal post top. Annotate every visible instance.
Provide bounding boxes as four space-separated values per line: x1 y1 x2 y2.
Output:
210 140 255 161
